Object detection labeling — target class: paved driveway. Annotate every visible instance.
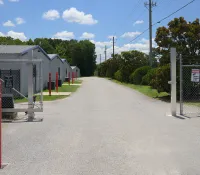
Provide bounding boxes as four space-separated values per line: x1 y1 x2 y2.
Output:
2 77 200 175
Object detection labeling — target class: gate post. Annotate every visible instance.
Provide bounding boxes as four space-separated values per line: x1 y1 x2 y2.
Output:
180 54 183 115
27 50 34 121
169 48 177 116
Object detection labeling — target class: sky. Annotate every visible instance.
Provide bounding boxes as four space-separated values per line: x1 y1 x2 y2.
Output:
0 0 199 62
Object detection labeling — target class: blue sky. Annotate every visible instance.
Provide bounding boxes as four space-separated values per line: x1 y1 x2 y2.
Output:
0 0 198 60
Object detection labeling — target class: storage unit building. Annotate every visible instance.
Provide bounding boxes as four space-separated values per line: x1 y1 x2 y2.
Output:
0 45 51 96
48 54 64 82
71 66 80 78
61 58 72 79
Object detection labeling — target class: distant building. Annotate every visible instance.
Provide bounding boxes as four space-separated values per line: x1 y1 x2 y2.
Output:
71 66 80 78
48 54 64 82
61 58 72 79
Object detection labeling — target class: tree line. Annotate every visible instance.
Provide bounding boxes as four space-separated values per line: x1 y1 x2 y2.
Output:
0 37 96 77
96 17 200 96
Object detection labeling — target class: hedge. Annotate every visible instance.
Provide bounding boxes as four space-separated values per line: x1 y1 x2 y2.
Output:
150 64 170 93
114 70 122 82
141 68 157 85
129 66 151 85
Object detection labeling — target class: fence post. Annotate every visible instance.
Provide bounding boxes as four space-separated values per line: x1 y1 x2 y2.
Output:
72 72 74 84
169 48 177 116
68 72 70 85
180 54 183 115
56 72 58 93
49 73 51 96
0 80 2 169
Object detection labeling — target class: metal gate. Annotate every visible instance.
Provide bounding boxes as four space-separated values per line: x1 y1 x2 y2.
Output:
180 55 200 117
0 69 20 98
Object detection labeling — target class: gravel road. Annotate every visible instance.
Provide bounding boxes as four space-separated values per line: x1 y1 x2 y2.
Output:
2 77 200 175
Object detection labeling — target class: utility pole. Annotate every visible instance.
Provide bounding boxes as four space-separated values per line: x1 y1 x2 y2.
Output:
100 54 101 64
112 37 115 59
145 0 156 66
104 45 107 61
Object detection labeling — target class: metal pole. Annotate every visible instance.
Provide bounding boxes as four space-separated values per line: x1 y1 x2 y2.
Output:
100 54 101 64
170 48 177 116
28 50 34 120
113 37 115 59
180 54 183 115
40 61 43 110
149 0 153 67
105 45 107 61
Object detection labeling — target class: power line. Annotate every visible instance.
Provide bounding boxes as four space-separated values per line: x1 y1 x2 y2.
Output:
152 0 195 26
129 0 195 43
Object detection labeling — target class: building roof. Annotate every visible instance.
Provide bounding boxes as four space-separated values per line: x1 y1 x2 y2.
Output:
0 45 51 60
71 66 76 69
47 54 58 60
0 45 37 54
61 59 66 62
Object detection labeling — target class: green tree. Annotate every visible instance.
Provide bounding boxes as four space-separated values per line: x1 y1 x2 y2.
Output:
155 17 200 65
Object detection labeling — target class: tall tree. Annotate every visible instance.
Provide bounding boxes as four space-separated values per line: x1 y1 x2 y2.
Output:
155 17 200 65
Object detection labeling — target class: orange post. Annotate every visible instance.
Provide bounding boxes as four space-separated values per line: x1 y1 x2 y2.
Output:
56 72 58 92
0 81 2 169
72 72 74 84
49 73 51 96
68 72 70 85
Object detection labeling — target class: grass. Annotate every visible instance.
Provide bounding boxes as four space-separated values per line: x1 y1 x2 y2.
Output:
15 82 81 103
44 85 80 92
73 79 83 84
15 95 68 103
63 79 83 84
110 79 169 99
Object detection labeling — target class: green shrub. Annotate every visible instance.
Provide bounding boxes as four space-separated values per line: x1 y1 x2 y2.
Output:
150 64 170 93
114 70 122 82
141 68 157 85
129 66 151 85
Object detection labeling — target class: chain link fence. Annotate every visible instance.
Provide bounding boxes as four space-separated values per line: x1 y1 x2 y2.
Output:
180 55 200 117
0 61 43 118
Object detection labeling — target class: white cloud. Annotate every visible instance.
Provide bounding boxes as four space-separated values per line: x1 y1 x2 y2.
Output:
62 7 98 25
108 35 117 39
53 31 74 40
43 10 60 20
7 31 27 41
0 0 4 5
0 32 5 36
8 0 19 2
121 32 141 38
0 31 27 41
3 20 15 27
92 41 112 48
15 17 25 25
133 20 144 25
80 32 95 39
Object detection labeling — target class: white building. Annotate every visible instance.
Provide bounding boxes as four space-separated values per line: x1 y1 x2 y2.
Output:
48 54 64 82
71 66 81 78
0 45 51 96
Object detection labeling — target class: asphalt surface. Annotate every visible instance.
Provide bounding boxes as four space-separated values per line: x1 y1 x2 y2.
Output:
2 77 200 175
